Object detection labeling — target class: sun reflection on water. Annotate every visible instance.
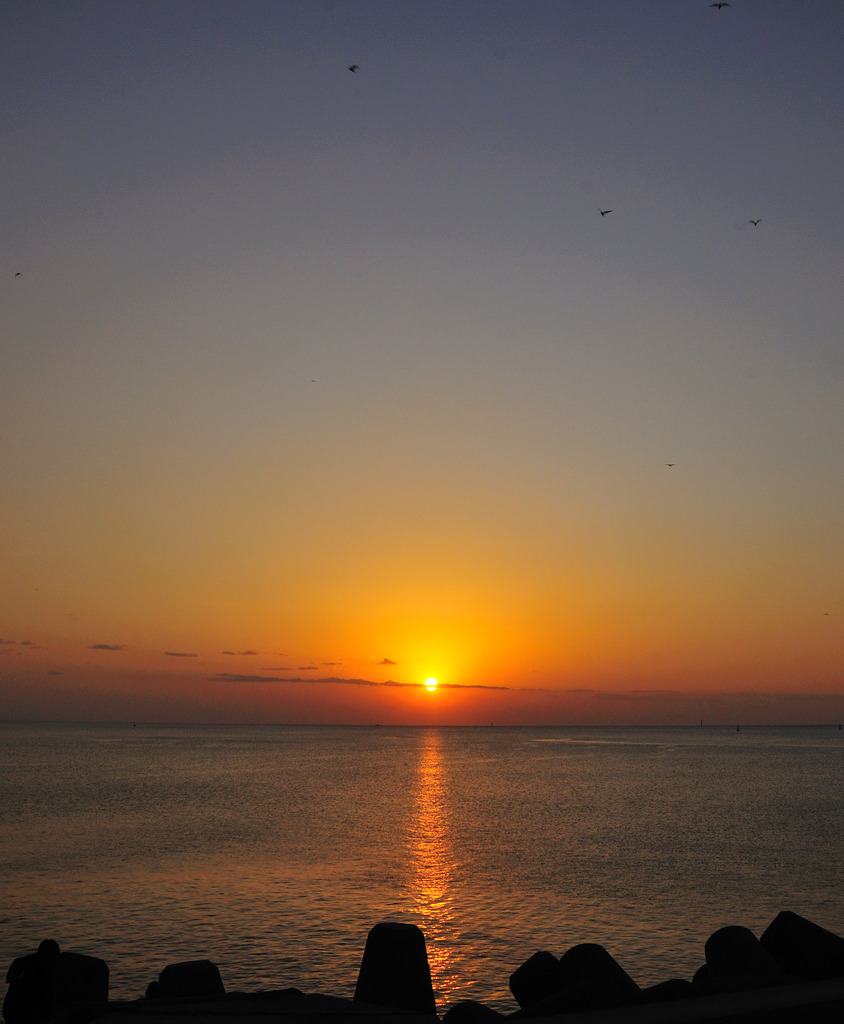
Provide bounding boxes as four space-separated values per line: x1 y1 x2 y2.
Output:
406 730 464 1009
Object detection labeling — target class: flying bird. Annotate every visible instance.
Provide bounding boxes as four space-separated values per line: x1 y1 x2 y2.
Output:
711 2 730 8
665 463 675 467
598 208 613 217
15 272 21 277
749 219 761 226
348 64 359 72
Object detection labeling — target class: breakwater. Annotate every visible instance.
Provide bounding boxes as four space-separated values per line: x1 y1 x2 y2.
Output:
4 912 844 1024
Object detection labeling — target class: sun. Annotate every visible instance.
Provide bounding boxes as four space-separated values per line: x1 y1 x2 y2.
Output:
424 677 438 692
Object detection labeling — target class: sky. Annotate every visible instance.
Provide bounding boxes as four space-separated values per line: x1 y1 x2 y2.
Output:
2 0 843 725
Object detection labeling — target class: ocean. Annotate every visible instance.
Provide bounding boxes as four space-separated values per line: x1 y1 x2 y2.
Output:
1 722 842 1013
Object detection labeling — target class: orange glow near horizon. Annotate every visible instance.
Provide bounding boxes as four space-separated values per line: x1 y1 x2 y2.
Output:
1 583 843 726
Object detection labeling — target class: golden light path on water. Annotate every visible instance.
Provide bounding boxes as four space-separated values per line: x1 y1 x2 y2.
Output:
406 730 464 1008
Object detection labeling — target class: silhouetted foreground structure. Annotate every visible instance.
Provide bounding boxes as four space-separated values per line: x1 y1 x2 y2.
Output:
4 943 108 1024
4 913 844 1024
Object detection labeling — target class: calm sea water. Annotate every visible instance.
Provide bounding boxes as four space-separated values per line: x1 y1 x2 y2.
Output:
1 723 842 1012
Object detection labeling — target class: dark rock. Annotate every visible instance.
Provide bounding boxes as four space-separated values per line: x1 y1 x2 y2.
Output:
761 911 844 980
636 978 697 1004
442 999 505 1023
153 960 225 999
3 944 108 1024
3 941 62 1024
694 924 785 995
508 951 562 1010
557 943 640 1008
705 925 783 978
510 944 640 1017
51 953 109 1018
693 963 793 997
353 922 436 1015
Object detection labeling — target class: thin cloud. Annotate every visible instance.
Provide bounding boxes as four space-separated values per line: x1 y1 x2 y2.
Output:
211 673 399 687
221 650 259 656
0 639 15 646
630 689 684 697
210 674 293 684
91 643 126 651
208 673 517 691
439 682 513 691
47 670 62 676
303 676 383 687
298 664 317 671
165 651 198 658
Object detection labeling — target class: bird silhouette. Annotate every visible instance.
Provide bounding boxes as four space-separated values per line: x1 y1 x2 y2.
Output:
598 208 613 217
749 219 761 226
665 463 675 467
711 2 730 8
15 271 22 277
348 64 359 72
